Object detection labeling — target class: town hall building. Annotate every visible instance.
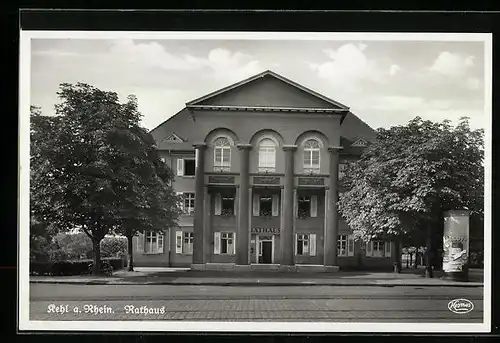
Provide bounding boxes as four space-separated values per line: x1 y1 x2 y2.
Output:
132 70 398 271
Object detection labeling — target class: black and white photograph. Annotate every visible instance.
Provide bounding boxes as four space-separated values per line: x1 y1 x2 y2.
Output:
19 31 491 332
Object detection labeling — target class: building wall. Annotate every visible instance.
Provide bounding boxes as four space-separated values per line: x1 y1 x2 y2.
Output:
141 73 393 270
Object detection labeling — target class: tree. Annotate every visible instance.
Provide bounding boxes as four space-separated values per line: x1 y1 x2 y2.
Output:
338 117 484 277
109 115 180 271
30 83 179 275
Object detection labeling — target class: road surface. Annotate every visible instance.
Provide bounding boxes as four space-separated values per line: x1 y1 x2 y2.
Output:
29 284 483 322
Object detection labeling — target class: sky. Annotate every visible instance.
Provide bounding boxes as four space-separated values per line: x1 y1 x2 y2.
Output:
30 38 487 131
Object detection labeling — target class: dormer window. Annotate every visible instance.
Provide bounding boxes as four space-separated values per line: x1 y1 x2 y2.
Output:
214 137 231 172
303 139 320 174
258 138 276 173
351 138 368 147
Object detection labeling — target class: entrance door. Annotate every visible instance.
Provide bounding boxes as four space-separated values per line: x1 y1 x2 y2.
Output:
260 241 273 264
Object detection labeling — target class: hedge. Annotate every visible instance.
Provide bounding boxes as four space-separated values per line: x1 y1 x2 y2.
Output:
30 257 127 276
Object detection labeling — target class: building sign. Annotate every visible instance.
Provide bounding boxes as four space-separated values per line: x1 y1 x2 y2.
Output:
253 176 280 185
208 176 235 184
298 177 324 186
442 211 470 273
251 227 281 235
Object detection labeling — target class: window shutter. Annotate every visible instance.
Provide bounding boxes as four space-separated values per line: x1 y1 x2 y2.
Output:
310 195 318 217
310 234 316 256
214 232 221 254
214 193 222 215
158 232 164 253
366 241 373 257
272 194 279 216
294 234 298 255
137 231 144 252
175 231 183 254
177 158 184 176
294 194 298 217
232 232 236 255
385 241 392 257
253 193 260 216
348 235 354 256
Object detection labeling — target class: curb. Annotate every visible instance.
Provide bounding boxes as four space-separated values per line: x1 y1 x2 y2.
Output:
29 280 484 287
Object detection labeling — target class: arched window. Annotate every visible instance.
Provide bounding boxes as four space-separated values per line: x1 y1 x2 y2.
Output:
258 138 276 173
214 137 231 172
303 139 320 174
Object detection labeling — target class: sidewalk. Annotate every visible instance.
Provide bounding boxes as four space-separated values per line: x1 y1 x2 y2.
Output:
30 267 484 287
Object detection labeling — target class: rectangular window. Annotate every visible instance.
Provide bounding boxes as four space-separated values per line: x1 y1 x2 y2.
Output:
338 235 348 256
366 240 387 257
184 159 195 176
214 147 231 172
258 148 276 172
372 241 384 257
182 232 194 254
304 150 320 174
183 193 195 215
259 195 273 216
298 196 311 218
220 232 235 254
144 231 164 254
296 234 310 255
339 163 346 179
221 196 234 216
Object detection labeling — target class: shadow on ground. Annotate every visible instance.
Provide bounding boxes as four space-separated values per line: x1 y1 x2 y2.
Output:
117 268 483 283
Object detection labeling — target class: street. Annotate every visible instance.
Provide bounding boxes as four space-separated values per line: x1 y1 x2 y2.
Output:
29 284 483 322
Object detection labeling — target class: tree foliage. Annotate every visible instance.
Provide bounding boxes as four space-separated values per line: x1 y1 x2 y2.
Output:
338 116 484 246
30 83 179 275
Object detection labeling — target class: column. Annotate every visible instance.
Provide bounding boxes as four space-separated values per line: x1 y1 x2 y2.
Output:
236 144 252 265
203 186 210 263
324 146 342 267
192 143 207 266
281 145 297 266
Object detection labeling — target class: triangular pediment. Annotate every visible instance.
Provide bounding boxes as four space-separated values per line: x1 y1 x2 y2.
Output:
161 132 185 143
187 70 349 110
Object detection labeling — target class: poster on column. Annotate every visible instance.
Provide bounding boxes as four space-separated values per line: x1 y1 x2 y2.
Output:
442 211 470 273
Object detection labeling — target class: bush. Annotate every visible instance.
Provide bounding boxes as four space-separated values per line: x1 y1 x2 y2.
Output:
100 236 127 258
88 260 113 276
30 261 53 275
29 257 126 276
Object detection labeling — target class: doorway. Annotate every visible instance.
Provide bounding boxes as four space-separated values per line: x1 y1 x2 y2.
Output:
258 235 274 264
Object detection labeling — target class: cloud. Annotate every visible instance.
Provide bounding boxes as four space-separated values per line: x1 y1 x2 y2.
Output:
109 40 204 71
108 42 262 82
429 51 475 77
308 43 378 89
389 64 401 76
200 48 263 81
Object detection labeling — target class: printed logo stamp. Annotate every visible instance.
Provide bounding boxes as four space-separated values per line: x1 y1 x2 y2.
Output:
447 299 474 314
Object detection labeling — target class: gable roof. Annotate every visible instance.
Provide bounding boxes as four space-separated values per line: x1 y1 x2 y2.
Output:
186 70 350 111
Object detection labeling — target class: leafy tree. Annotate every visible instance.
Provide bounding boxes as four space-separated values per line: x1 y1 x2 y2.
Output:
30 83 179 275
338 117 484 277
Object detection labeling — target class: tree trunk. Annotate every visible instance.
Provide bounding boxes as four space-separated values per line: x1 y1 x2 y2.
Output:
425 226 434 278
127 234 134 272
92 238 102 276
409 253 412 268
393 240 402 273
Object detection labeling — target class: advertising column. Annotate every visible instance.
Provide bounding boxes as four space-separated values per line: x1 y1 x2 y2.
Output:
443 210 470 281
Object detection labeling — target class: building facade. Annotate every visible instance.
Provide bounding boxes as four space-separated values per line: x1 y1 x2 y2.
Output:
132 70 398 271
